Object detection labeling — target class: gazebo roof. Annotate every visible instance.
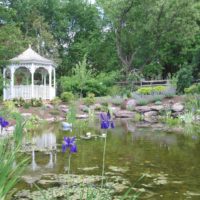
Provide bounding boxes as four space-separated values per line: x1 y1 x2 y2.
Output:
10 46 54 65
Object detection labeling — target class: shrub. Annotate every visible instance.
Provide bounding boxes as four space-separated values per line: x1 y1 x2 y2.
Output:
31 98 43 107
111 97 124 106
59 71 119 97
84 93 95 106
137 86 166 95
23 102 31 109
136 99 148 106
184 83 200 94
61 92 74 103
13 97 25 107
176 65 193 94
51 97 62 106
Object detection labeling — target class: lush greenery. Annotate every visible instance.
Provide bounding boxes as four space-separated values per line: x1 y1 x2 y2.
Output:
1 0 200 97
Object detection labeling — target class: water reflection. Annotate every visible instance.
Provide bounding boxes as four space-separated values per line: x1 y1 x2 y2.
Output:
30 132 57 171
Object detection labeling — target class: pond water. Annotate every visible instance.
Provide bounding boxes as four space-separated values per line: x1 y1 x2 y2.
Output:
14 120 200 199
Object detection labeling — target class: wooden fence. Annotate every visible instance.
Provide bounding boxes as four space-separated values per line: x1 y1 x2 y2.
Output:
116 79 170 91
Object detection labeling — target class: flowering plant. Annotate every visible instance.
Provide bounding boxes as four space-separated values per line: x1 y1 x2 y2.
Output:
0 117 9 134
100 112 114 129
62 136 77 174
62 136 77 153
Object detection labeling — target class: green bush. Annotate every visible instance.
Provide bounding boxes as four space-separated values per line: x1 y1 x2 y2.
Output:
23 102 31 109
61 92 74 103
184 83 200 94
137 86 166 95
51 97 62 106
176 65 193 94
31 98 43 107
84 93 95 106
59 71 119 97
13 97 25 107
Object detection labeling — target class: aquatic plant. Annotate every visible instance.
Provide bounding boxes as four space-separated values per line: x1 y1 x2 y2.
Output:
62 136 77 174
100 112 115 188
100 112 115 129
0 116 28 200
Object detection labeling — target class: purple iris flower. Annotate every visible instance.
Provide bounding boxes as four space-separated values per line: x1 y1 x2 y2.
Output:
100 112 115 129
62 136 77 154
0 117 9 129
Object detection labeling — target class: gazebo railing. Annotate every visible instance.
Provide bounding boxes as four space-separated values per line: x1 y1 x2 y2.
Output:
4 85 55 100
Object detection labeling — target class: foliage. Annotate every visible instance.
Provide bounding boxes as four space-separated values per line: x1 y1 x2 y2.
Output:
0 116 28 200
24 115 40 131
61 92 75 103
73 55 94 97
184 83 200 94
51 97 62 106
30 98 43 107
59 71 118 97
176 65 193 94
84 93 96 106
137 86 166 95
184 94 200 114
136 99 149 106
13 97 25 107
111 96 124 106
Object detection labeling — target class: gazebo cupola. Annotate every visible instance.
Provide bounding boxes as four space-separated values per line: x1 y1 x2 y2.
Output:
3 45 56 100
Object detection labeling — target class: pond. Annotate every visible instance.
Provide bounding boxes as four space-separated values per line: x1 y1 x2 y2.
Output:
13 119 200 199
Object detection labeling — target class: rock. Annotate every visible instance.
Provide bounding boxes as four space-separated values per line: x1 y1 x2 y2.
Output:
76 114 89 119
80 105 89 112
150 105 164 112
110 106 121 113
172 103 184 112
126 99 137 110
91 103 102 110
59 104 68 109
21 113 32 118
135 106 151 113
144 111 158 123
114 110 136 118
45 104 54 109
61 108 68 113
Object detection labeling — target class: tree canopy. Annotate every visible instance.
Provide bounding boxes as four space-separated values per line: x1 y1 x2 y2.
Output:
1 0 200 84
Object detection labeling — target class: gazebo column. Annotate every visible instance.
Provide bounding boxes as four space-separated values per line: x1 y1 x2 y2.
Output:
10 67 15 99
31 65 36 99
3 68 6 100
48 68 52 99
53 69 56 97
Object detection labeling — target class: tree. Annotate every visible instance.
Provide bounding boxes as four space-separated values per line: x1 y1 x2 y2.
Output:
97 0 200 79
73 55 94 97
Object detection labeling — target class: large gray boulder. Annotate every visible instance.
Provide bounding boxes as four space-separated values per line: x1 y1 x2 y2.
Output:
150 105 164 112
114 110 136 118
135 106 151 113
144 111 158 123
172 103 184 112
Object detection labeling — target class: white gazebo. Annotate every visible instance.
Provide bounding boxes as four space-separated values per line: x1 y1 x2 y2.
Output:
3 46 56 100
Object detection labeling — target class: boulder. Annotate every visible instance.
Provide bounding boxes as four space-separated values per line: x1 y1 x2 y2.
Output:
45 104 54 109
135 106 151 113
80 105 89 112
126 99 137 110
59 104 68 110
114 110 136 118
150 105 164 112
172 103 184 112
76 114 89 119
21 113 32 118
144 111 158 123
62 108 68 113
